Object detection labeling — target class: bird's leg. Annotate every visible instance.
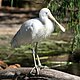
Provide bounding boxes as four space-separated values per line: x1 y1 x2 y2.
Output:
37 54 42 67
35 43 49 69
35 42 42 67
32 48 37 68
37 54 48 69
30 48 39 75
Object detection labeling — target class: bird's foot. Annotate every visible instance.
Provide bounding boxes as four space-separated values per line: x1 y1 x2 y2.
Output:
38 65 49 69
30 66 40 75
30 65 49 75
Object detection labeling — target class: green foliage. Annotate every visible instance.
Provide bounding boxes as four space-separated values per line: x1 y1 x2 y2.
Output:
71 25 80 51
47 0 80 52
10 0 19 7
11 0 13 7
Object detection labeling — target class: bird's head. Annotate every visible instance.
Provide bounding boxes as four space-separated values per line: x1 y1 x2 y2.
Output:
39 8 51 17
39 8 65 32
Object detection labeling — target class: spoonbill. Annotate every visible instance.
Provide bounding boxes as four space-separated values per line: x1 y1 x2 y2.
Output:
11 8 65 75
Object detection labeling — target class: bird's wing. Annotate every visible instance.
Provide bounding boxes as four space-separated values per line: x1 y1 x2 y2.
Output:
11 19 45 48
21 19 46 41
11 20 33 48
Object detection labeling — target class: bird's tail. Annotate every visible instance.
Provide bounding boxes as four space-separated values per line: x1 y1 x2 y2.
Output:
11 35 18 48
11 31 20 48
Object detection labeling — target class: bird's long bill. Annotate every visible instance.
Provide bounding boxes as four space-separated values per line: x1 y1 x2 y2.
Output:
49 13 65 32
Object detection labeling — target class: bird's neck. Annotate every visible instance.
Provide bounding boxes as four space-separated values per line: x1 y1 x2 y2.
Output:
40 16 54 31
40 16 49 25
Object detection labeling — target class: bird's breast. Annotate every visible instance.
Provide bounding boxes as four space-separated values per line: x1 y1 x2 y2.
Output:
44 19 54 37
33 19 54 41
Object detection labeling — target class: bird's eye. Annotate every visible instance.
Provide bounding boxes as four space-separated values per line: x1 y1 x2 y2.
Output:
45 12 48 14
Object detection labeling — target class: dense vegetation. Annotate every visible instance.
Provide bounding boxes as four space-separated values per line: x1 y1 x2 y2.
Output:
48 0 80 52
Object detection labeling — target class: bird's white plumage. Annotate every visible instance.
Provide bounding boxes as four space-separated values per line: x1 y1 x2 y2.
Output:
11 8 65 48
11 8 65 74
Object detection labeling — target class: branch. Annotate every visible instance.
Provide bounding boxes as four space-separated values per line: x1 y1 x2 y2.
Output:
0 67 80 80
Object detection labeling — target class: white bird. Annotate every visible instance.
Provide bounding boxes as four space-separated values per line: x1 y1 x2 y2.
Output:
11 8 65 75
